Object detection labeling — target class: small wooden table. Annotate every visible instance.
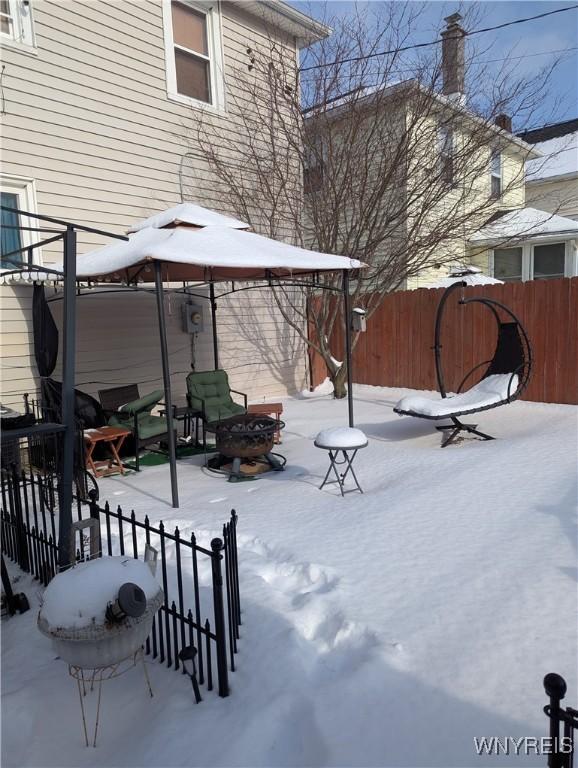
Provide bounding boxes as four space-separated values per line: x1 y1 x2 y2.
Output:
247 402 284 444
84 426 132 478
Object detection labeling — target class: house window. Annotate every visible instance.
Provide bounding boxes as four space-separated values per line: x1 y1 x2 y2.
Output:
163 1 224 110
1 192 22 267
532 242 565 280
0 0 34 46
490 149 502 198
1 176 39 268
493 247 522 282
439 128 454 187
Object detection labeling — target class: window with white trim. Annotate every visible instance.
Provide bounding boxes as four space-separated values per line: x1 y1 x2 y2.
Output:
493 247 522 282
492 241 570 282
1 0 34 47
532 243 565 280
163 1 224 110
1 176 39 268
490 149 502 199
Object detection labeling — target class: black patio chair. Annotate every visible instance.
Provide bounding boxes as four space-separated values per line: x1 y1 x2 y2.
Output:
394 281 532 446
98 384 169 471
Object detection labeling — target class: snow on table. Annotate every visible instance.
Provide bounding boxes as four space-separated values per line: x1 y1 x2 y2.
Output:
314 426 368 449
2 384 576 768
39 556 160 630
395 373 518 418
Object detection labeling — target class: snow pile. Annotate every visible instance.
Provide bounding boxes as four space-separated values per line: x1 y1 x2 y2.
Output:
299 377 334 398
39 557 160 630
315 426 368 448
2 386 576 767
394 374 518 417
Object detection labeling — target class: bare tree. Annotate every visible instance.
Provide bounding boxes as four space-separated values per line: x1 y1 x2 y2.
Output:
191 2 560 397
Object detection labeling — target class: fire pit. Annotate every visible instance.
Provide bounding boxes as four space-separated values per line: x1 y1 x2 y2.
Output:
207 414 286 481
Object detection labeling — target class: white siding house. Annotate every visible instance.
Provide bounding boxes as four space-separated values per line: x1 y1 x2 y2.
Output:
0 0 328 407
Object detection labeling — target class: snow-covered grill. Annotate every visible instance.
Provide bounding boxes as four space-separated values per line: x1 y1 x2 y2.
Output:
38 556 163 669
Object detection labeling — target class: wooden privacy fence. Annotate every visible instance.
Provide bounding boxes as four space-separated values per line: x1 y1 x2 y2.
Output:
309 277 578 405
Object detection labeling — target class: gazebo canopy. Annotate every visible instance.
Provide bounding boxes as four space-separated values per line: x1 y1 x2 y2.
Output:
128 202 250 232
72 222 364 283
33 202 365 510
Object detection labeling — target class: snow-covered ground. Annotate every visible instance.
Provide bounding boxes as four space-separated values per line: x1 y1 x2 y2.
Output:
2 385 577 767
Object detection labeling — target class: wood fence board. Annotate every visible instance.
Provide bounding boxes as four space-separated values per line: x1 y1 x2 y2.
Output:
308 277 577 405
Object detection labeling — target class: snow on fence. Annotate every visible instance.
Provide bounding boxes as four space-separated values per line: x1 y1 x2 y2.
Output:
0 461 241 699
310 277 578 405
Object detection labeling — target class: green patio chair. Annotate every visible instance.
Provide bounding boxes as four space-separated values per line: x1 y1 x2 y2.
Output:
186 370 247 448
99 385 169 472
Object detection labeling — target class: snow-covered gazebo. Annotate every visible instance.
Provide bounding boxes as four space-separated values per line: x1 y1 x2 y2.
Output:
67 203 366 508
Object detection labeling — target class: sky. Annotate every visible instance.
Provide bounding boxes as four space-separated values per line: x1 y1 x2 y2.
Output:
291 1 578 131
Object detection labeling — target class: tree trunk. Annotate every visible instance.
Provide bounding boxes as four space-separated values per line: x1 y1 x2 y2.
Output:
332 363 348 399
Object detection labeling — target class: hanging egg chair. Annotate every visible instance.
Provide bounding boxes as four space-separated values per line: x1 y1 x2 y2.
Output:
394 281 532 447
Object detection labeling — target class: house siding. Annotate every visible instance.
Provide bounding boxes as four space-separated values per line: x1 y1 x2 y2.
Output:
525 177 578 221
405 121 527 289
0 0 308 408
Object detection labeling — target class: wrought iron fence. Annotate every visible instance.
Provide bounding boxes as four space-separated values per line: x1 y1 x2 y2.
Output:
1 461 241 699
544 674 577 768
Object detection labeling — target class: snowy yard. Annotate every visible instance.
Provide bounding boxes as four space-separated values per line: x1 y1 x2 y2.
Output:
2 384 577 767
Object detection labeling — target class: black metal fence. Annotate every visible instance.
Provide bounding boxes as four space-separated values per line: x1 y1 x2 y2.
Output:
1 459 241 699
544 674 577 768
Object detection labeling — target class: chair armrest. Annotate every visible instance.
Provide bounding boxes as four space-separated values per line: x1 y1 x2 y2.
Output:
230 389 248 409
188 395 208 422
120 389 164 416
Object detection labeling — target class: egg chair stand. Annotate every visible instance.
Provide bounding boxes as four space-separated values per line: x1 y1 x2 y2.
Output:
434 419 495 448
394 281 532 447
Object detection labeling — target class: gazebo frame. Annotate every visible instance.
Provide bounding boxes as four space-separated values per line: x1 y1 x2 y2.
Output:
1 205 357 555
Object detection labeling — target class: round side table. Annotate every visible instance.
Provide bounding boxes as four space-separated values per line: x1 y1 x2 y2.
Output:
314 427 368 496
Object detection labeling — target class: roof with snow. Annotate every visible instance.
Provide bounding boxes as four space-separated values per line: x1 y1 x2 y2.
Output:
517 118 578 144
525 131 578 182
242 1 331 48
304 80 539 157
428 264 503 288
469 207 578 245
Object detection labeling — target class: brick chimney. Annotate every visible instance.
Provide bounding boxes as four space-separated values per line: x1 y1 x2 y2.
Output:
495 113 512 132
441 13 466 100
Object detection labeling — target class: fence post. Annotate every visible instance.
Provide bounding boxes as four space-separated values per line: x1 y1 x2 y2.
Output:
544 673 567 768
11 464 29 572
88 489 101 558
210 538 229 697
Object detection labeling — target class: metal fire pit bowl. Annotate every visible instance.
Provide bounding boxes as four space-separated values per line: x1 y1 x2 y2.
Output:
207 414 286 481
213 414 284 458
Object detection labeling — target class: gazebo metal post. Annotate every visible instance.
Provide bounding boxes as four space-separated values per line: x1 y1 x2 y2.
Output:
342 269 354 428
209 281 219 369
154 262 179 508
58 226 78 568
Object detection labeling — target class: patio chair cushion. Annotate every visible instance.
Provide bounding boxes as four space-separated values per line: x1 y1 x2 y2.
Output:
205 401 246 424
117 389 164 416
186 370 246 424
108 412 168 439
